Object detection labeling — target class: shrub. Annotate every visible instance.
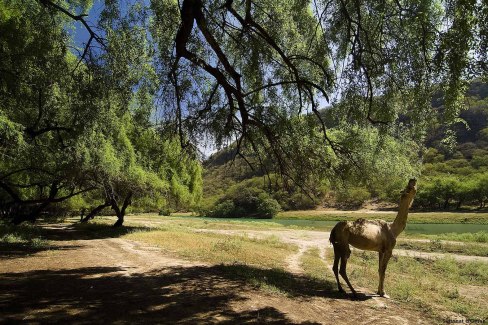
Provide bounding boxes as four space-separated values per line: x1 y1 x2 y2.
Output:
158 208 173 216
286 193 316 210
206 187 281 219
336 186 371 208
257 195 282 218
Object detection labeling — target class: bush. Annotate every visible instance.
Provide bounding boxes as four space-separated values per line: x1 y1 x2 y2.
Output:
257 195 282 218
206 187 281 219
286 193 316 210
336 187 371 208
158 208 173 216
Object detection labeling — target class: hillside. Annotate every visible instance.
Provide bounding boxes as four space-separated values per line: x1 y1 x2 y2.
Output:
203 81 488 211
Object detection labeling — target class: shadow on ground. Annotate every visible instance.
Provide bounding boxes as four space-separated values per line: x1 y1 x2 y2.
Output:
2 222 151 241
0 222 148 258
0 242 82 259
0 262 363 324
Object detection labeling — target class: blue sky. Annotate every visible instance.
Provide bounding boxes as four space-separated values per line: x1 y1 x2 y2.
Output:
68 1 332 157
70 0 105 50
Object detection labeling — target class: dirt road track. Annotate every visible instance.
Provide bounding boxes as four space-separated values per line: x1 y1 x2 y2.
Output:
0 224 436 324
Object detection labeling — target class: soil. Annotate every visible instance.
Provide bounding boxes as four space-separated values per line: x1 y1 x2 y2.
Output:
0 223 455 324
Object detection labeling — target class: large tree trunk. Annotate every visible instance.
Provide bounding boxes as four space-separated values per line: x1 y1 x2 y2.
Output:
443 198 450 210
81 202 110 223
12 201 50 225
11 182 59 225
456 200 463 210
113 215 124 227
111 192 132 227
12 212 36 225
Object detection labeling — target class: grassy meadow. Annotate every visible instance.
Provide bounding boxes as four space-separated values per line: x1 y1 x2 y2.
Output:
347 252 488 320
64 214 488 322
2 212 488 322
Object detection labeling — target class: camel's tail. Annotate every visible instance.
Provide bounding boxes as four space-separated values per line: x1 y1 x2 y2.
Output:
329 223 338 244
329 221 346 244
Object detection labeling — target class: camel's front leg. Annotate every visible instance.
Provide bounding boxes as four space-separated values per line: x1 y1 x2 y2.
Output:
377 251 384 294
377 250 392 297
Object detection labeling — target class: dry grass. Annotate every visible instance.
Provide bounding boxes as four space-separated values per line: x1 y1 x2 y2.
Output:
125 214 291 231
345 251 488 320
124 228 297 269
403 231 488 243
300 247 330 281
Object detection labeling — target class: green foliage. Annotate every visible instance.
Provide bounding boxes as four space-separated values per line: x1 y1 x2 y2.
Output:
158 208 173 216
0 222 49 248
3 0 488 222
0 0 203 224
335 187 371 208
203 124 420 210
205 186 281 219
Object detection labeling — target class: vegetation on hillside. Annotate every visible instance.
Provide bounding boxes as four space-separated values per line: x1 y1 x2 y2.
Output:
203 82 488 213
417 82 488 209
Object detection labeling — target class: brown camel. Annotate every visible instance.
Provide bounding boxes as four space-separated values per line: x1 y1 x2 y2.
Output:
329 179 417 298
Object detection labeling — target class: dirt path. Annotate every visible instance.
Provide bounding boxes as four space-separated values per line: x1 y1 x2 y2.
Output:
1 224 434 324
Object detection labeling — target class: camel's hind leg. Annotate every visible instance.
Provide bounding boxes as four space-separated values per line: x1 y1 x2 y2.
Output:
339 246 357 296
332 244 345 293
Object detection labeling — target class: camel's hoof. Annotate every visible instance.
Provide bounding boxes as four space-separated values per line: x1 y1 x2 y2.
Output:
377 292 390 299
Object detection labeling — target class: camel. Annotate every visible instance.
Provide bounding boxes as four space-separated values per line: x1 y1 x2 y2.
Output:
329 179 417 298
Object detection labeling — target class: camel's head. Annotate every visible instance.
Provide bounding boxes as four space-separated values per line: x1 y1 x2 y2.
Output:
407 178 417 192
402 178 417 200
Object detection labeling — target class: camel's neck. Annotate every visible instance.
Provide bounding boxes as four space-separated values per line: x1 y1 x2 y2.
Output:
390 194 414 238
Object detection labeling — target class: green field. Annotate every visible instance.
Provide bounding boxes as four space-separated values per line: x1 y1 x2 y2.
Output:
276 210 488 224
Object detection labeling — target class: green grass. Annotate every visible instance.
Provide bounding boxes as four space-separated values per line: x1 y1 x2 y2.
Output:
276 211 488 224
396 239 488 257
125 214 291 230
404 231 488 243
216 263 334 297
0 223 50 248
346 251 488 320
300 247 329 281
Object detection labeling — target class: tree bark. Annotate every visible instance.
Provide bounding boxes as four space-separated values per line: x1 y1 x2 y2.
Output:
456 200 463 210
443 198 449 210
81 202 110 223
111 192 132 227
12 201 50 225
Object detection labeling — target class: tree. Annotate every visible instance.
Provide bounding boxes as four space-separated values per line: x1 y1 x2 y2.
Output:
0 1 102 223
0 0 202 226
148 0 488 188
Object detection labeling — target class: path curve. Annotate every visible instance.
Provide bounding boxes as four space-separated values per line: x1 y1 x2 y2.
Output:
0 224 441 324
